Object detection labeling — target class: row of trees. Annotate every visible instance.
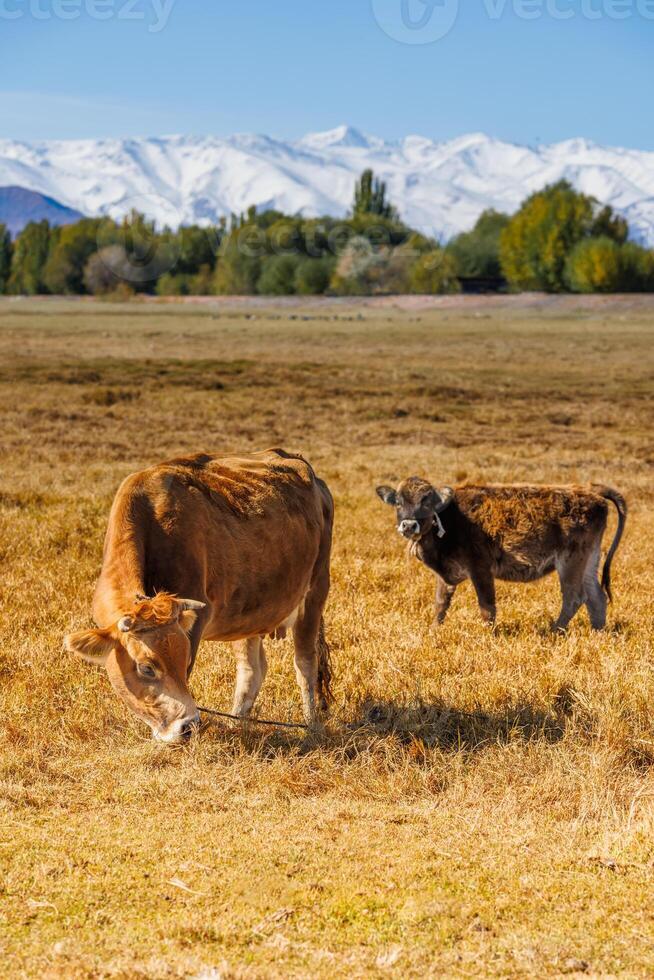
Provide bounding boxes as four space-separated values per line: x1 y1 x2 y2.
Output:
499 181 654 292
443 185 654 292
1 174 653 297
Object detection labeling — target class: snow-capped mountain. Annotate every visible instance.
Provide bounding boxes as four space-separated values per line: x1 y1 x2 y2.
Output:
1 126 654 244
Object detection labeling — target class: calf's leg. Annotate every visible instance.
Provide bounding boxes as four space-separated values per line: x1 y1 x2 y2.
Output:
232 636 267 717
583 541 607 630
552 554 586 632
434 576 456 625
470 568 496 625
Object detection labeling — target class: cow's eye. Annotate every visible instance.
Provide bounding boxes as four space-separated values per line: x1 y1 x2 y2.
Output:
137 663 157 680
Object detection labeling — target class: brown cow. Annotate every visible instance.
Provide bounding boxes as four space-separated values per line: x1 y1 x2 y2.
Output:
376 478 626 631
64 449 333 743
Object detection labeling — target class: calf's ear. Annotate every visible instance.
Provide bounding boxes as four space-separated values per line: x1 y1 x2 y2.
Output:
64 627 115 666
434 486 455 512
376 485 398 506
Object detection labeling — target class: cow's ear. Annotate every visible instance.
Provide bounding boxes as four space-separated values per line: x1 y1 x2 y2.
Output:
376 485 398 506
64 627 115 666
178 609 198 635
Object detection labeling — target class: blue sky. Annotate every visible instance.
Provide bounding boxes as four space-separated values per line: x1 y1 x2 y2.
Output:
0 0 652 148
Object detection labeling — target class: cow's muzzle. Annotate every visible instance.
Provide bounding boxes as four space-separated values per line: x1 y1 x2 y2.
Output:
398 519 421 539
153 712 200 744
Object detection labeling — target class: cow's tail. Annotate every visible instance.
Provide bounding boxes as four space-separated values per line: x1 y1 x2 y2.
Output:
595 486 627 602
316 616 333 711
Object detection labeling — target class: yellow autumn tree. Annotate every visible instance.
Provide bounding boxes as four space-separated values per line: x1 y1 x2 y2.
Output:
566 237 654 293
409 248 460 294
499 181 627 292
564 237 622 292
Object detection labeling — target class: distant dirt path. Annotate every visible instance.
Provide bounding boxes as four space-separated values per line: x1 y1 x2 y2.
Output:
6 291 654 313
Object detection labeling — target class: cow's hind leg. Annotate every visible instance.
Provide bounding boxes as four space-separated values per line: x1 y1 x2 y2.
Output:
552 554 586 632
232 636 267 718
292 596 329 728
292 550 332 729
583 541 607 630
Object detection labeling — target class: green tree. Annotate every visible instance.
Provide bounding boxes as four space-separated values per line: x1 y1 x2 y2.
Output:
447 209 510 277
43 218 114 294
294 256 335 295
213 223 265 294
349 211 409 248
352 169 398 220
154 272 191 297
591 205 628 245
619 242 654 291
0 223 11 293
92 211 178 293
172 225 218 275
301 218 340 259
499 181 627 292
266 218 304 258
83 245 136 297
257 254 300 295
8 220 52 294
330 238 420 296
188 264 215 295
330 236 386 295
410 249 460 294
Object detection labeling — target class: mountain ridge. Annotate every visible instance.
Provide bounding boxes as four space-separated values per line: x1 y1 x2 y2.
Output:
1 127 653 244
0 185 83 236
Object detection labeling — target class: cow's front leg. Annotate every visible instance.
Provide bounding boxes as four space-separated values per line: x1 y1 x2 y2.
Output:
470 569 496 625
232 637 267 718
434 576 456 626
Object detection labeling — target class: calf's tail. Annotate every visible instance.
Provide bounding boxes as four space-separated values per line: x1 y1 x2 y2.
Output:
595 486 627 602
316 616 333 710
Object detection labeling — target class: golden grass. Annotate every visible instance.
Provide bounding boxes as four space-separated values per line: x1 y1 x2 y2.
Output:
1 295 654 978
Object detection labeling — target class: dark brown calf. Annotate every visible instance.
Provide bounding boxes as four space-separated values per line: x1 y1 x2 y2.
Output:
376 478 626 631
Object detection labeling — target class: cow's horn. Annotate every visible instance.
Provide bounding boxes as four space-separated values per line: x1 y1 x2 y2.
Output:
179 598 207 611
435 486 455 513
118 615 134 633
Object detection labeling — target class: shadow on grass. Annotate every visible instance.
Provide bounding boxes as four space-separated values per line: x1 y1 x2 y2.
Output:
346 697 567 752
198 695 568 756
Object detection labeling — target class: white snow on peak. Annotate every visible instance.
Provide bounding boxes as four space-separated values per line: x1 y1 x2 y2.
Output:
1 127 653 244
298 125 381 150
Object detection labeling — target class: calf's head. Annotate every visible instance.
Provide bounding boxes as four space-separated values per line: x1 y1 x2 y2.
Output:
64 592 206 744
376 477 454 540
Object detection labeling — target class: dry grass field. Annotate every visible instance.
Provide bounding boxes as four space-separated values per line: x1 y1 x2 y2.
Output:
2 294 654 979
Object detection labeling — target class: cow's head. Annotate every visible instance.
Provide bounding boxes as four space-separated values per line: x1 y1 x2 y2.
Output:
376 477 454 540
64 592 206 744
